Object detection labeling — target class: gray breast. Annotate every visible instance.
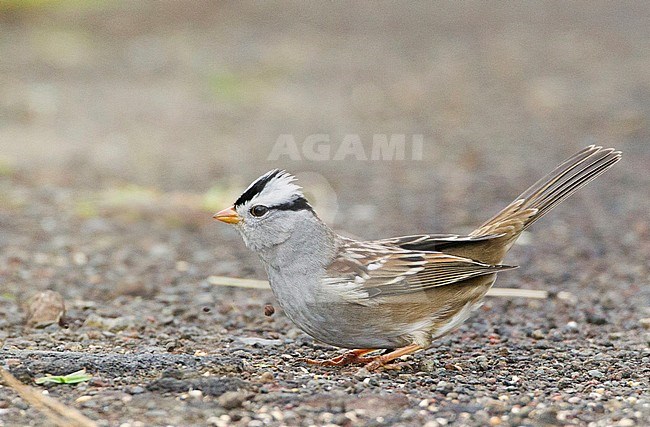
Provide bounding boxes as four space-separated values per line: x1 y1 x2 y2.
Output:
267 268 411 349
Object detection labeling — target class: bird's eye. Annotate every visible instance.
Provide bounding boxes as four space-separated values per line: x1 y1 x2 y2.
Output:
250 205 269 217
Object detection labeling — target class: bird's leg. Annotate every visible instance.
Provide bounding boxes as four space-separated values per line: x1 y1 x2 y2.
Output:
304 348 378 366
363 344 422 371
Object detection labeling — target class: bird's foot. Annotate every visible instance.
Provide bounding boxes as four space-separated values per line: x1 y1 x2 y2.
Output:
360 343 423 371
362 360 411 372
302 348 378 367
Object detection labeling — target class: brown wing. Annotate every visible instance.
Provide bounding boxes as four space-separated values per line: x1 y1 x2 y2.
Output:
375 233 505 252
325 240 515 302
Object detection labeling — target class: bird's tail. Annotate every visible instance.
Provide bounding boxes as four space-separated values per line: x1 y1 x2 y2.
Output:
470 145 621 240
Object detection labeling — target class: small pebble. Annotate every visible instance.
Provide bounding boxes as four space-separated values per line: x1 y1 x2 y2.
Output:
565 321 579 331
175 260 189 272
128 386 145 395
218 391 247 409
259 372 274 383
23 290 66 328
639 318 650 330
188 389 203 399
588 369 604 379
72 252 88 265
531 329 545 339
489 416 501 426
264 304 275 317
586 314 608 325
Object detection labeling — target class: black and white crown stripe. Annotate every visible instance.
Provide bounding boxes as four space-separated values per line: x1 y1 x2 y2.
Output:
234 169 313 212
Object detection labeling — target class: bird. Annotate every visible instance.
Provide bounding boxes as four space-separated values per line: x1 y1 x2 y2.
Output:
213 145 621 370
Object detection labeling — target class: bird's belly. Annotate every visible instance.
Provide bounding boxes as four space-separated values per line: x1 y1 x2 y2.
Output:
284 301 412 349
268 279 409 349
268 272 494 350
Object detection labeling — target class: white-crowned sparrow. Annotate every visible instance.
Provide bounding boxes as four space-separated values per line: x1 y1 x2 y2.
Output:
214 145 621 370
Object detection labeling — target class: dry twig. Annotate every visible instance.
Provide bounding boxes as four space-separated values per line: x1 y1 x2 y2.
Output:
207 275 548 299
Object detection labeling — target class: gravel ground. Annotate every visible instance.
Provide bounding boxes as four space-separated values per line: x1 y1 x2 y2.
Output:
1 2 649 426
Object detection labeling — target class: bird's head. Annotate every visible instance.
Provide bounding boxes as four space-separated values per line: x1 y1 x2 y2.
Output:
213 170 316 252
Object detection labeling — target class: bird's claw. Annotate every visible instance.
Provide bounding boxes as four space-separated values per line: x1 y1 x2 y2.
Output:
301 350 378 367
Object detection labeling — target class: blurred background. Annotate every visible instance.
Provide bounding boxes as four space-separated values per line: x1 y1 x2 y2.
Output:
0 1 648 294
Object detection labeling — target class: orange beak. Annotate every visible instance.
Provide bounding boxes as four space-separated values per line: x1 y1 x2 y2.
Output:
213 206 242 224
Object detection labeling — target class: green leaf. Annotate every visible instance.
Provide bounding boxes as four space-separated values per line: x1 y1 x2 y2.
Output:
35 369 93 385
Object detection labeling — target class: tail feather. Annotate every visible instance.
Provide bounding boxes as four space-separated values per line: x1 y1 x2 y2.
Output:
471 145 621 238
524 150 620 228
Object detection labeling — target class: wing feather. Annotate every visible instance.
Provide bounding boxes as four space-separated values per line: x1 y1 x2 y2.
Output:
325 239 516 302
376 233 505 252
